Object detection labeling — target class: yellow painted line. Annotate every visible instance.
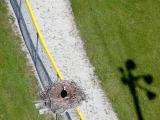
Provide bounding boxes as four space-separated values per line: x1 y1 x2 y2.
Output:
25 0 85 120
25 0 63 80
76 107 85 120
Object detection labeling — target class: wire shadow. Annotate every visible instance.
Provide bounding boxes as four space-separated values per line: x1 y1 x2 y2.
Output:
118 59 156 120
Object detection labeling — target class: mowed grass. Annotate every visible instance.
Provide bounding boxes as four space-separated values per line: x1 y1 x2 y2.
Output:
71 0 160 120
0 1 51 120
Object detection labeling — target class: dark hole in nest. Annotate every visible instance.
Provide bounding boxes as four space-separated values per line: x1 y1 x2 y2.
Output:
61 89 68 98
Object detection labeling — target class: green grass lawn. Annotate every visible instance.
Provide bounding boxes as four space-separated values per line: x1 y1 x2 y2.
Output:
0 1 52 120
71 0 160 120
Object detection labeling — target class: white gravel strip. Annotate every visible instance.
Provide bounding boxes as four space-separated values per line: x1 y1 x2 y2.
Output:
29 0 118 120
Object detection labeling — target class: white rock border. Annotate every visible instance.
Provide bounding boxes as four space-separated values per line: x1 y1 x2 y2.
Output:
29 0 118 120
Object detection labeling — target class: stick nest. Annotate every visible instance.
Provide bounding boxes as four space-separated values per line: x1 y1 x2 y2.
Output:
40 80 86 113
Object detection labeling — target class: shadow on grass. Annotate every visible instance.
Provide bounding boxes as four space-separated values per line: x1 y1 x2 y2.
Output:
118 59 156 120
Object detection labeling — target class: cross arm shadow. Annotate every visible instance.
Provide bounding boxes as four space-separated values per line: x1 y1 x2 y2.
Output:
118 59 156 120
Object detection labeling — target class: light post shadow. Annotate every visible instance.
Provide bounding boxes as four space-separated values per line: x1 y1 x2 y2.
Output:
118 59 156 120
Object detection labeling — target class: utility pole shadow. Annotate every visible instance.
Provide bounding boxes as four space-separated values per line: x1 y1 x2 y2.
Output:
118 59 156 120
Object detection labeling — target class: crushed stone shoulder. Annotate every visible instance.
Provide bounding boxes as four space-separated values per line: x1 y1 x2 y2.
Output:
29 0 118 120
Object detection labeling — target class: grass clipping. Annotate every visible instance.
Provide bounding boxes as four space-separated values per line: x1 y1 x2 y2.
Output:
41 80 86 113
